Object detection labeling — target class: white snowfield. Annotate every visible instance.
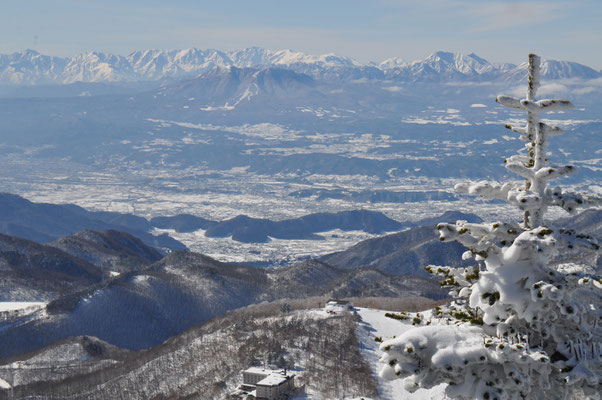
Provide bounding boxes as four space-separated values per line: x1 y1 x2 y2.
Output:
355 308 445 400
0 302 46 312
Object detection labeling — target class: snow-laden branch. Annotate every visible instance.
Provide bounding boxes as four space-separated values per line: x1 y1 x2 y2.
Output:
545 187 602 214
496 95 523 109
382 228 602 399
495 98 573 114
437 221 521 259
555 229 600 252
455 181 518 202
506 162 533 179
380 325 551 400
535 99 574 111
533 165 577 181
539 123 564 137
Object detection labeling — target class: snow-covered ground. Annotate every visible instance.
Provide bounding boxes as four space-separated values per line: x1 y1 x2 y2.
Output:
11 172 538 267
355 307 446 400
0 302 45 312
155 227 382 264
2 105 595 266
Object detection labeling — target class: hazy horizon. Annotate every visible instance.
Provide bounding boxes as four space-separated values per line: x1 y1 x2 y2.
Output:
3 0 601 69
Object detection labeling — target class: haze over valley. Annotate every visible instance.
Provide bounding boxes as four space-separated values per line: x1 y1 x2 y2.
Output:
1 48 600 265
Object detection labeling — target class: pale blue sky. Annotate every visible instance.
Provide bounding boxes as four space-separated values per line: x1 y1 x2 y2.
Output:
3 0 601 68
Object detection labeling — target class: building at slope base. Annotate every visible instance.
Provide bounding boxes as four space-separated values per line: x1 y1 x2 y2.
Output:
325 299 353 314
232 367 295 399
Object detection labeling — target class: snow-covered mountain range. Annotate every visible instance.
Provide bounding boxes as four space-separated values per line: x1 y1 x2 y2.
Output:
1 48 599 85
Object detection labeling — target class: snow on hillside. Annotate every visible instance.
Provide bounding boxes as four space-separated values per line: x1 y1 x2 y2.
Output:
379 57 408 69
0 302 46 312
355 307 445 400
0 303 380 399
413 51 495 75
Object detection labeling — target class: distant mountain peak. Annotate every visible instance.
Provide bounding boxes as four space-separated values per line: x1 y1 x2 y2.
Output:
467 52 489 64
0 47 599 85
378 57 407 69
427 50 455 61
19 48 42 57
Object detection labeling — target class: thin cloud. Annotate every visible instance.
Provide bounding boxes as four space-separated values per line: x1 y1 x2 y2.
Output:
573 87 596 95
463 1 567 33
538 83 569 96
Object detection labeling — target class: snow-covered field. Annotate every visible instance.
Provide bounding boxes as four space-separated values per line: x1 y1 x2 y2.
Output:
5 166 544 266
1 87 597 266
8 168 583 266
155 227 383 264
355 307 446 400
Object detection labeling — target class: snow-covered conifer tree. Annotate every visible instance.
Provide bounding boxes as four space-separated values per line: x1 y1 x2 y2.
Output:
379 54 601 400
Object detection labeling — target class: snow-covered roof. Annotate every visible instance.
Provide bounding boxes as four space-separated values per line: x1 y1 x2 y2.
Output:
243 366 272 376
257 374 288 386
244 367 295 387
326 299 352 305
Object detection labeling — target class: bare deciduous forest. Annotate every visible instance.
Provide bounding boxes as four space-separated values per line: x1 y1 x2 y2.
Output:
1 297 388 399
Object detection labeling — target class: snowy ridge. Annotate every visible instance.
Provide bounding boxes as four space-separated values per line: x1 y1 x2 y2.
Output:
0 49 66 85
378 57 408 70
387 51 498 81
502 58 601 82
0 48 599 85
228 47 360 68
